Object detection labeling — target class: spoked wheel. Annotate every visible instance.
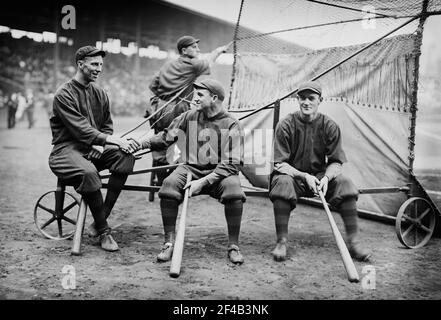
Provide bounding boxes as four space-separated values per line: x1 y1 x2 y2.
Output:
34 190 79 240
395 197 436 249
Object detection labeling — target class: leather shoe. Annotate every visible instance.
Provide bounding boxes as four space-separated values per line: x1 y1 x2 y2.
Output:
348 241 371 262
87 222 98 238
271 238 287 262
227 244 244 264
157 242 174 262
99 233 119 252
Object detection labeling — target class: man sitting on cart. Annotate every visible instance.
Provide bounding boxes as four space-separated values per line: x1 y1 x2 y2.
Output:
135 79 246 264
269 81 371 262
48 46 138 252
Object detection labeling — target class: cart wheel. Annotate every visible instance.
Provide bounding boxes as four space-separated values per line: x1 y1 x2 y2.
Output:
395 197 436 249
34 190 80 240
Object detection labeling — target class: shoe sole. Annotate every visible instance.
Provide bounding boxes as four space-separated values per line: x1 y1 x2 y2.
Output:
101 247 119 252
355 253 372 262
271 246 287 262
228 252 244 265
157 257 171 262
157 251 173 262
272 254 287 262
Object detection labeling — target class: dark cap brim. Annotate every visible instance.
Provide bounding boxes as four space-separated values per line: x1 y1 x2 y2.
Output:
297 87 321 95
86 49 106 58
193 82 209 90
186 39 200 47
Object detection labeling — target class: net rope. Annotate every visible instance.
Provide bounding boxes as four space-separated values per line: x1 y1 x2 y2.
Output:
227 0 441 111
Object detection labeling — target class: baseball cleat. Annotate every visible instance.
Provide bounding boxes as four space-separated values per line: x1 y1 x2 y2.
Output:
271 238 288 262
99 233 119 252
227 244 244 264
157 242 174 262
348 241 371 262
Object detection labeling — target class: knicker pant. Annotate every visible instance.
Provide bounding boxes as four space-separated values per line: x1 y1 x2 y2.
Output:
48 143 135 194
269 172 358 211
158 164 246 204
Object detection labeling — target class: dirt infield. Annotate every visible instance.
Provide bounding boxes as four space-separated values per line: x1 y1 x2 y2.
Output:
1 115 440 300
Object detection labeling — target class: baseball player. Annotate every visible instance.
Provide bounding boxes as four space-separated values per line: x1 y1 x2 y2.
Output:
49 46 138 252
145 35 232 185
135 79 246 264
269 81 371 262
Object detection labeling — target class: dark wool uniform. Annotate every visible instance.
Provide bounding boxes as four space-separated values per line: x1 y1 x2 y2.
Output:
48 78 135 194
148 56 210 132
147 56 211 182
146 108 246 204
269 111 358 209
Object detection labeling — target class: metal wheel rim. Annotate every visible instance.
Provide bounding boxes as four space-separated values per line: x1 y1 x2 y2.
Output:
395 197 436 249
34 190 79 240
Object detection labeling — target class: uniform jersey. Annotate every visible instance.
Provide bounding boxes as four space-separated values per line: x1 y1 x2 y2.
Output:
147 109 243 182
48 78 134 195
273 111 347 175
50 78 112 147
149 55 210 101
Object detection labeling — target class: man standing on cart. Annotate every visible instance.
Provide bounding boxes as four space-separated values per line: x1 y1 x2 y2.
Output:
145 35 232 185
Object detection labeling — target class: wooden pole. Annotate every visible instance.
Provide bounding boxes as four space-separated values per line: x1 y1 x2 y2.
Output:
272 99 280 131
408 0 429 195
53 5 60 92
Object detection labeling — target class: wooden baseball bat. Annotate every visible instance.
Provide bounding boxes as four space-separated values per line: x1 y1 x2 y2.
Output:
318 190 360 283
71 197 87 256
169 172 192 278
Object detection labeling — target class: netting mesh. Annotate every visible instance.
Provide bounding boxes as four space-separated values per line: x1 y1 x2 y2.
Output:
229 0 439 109
233 0 440 55
330 0 441 16
230 34 417 110
228 0 439 215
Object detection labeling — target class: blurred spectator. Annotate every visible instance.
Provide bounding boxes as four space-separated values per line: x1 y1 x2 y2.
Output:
15 91 27 122
24 89 35 128
6 93 18 129
0 33 229 117
41 89 54 120
0 34 163 117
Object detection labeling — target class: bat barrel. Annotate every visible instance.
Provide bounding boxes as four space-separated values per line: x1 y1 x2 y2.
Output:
169 172 192 277
318 191 360 283
71 198 87 256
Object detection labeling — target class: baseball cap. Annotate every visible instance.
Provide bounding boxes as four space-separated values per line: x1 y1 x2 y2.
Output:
194 79 225 101
297 81 322 96
177 35 200 53
75 46 106 63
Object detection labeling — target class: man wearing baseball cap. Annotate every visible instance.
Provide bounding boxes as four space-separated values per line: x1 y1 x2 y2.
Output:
134 78 246 265
147 36 231 121
144 36 232 189
75 45 106 63
48 45 138 252
269 81 371 262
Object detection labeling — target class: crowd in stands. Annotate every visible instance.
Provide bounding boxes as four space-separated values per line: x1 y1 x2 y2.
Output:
0 33 166 118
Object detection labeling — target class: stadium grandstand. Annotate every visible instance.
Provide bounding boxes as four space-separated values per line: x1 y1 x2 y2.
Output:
0 0 304 117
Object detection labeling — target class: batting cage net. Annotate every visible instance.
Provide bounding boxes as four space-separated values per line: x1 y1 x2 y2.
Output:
227 0 441 217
